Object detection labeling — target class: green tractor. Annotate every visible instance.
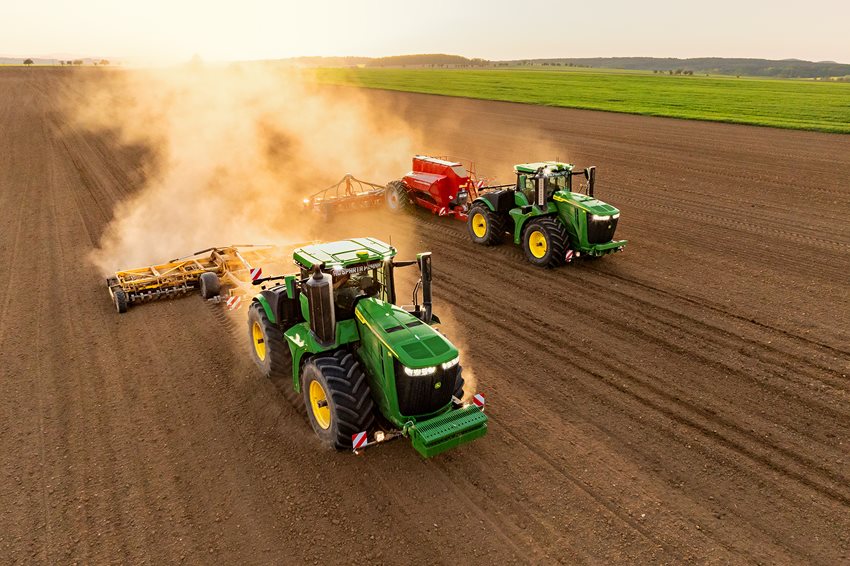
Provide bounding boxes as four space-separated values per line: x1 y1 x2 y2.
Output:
467 162 626 267
247 238 487 458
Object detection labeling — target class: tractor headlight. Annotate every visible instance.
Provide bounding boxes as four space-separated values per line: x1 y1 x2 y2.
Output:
591 213 619 221
403 365 436 376
441 357 460 370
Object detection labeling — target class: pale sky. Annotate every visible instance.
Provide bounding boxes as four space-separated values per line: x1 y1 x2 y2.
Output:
2 0 848 63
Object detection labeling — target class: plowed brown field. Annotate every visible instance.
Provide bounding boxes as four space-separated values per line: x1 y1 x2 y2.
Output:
1 68 848 565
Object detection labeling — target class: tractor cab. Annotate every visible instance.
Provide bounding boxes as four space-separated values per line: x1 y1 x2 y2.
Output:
294 239 397 320
513 161 595 208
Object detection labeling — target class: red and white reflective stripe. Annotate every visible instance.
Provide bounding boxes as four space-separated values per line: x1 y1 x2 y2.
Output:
352 431 368 450
226 295 242 310
472 393 486 408
250 267 262 281
476 180 484 189
565 250 574 263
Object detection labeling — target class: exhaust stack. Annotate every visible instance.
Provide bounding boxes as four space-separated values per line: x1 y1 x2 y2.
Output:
305 265 335 346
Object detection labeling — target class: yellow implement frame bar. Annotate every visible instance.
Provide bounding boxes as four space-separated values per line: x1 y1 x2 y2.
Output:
106 245 282 310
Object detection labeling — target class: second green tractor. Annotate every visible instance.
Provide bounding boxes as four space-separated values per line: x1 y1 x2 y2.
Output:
468 162 626 267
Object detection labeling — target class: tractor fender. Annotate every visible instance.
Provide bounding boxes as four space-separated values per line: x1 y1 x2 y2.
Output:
472 196 496 211
476 189 515 214
283 319 361 392
510 205 560 244
253 295 277 324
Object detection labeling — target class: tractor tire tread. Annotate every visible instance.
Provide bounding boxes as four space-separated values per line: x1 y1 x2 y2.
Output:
248 302 289 379
304 350 375 449
468 203 508 246
523 216 570 268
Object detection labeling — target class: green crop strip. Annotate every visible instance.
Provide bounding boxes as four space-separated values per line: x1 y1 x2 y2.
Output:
314 67 850 134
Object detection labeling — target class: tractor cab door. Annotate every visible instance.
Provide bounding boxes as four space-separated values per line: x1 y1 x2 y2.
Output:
516 174 534 207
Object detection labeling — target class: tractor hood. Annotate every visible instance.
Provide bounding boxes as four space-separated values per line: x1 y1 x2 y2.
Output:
354 298 458 368
553 191 620 216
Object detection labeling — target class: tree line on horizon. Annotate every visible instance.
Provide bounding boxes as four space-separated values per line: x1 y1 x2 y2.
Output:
21 58 110 66
288 54 850 79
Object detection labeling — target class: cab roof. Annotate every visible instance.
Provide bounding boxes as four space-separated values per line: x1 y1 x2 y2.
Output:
514 161 574 175
294 238 396 270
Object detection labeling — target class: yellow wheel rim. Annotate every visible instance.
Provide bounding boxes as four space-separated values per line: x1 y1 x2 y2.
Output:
529 230 548 259
252 321 266 361
309 380 331 430
471 213 487 238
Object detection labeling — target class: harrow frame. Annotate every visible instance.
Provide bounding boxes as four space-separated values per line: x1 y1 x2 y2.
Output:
106 245 281 313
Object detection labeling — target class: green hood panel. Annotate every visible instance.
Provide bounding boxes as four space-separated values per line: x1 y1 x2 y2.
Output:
355 298 458 368
554 191 620 216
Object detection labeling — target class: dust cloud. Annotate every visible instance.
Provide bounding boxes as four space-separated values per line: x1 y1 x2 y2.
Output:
70 62 420 273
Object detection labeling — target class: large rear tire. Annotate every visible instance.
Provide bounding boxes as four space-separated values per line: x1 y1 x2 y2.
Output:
247 301 289 378
385 180 410 214
522 217 570 268
302 350 375 450
467 203 507 246
199 272 221 299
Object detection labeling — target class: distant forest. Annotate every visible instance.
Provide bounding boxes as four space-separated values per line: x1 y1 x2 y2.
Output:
286 54 850 79
512 57 850 79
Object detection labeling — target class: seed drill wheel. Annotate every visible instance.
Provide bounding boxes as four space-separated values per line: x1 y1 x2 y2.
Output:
301 349 375 450
385 180 410 214
247 302 288 378
467 203 507 246
199 272 221 299
522 217 569 268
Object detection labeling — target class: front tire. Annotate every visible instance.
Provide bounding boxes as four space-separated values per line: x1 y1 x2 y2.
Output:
467 203 507 246
302 350 375 450
522 217 570 268
247 302 289 378
385 180 410 214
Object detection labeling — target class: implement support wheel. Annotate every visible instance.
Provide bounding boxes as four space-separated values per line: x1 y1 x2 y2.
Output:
199 272 221 299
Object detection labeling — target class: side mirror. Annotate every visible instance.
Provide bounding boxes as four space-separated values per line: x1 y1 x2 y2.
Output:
417 252 432 324
586 166 596 197
418 252 432 283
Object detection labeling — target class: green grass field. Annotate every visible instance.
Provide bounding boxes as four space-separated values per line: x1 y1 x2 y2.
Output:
315 67 850 134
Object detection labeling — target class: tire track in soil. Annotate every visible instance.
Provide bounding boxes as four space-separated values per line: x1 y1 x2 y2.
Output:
417 215 850 467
